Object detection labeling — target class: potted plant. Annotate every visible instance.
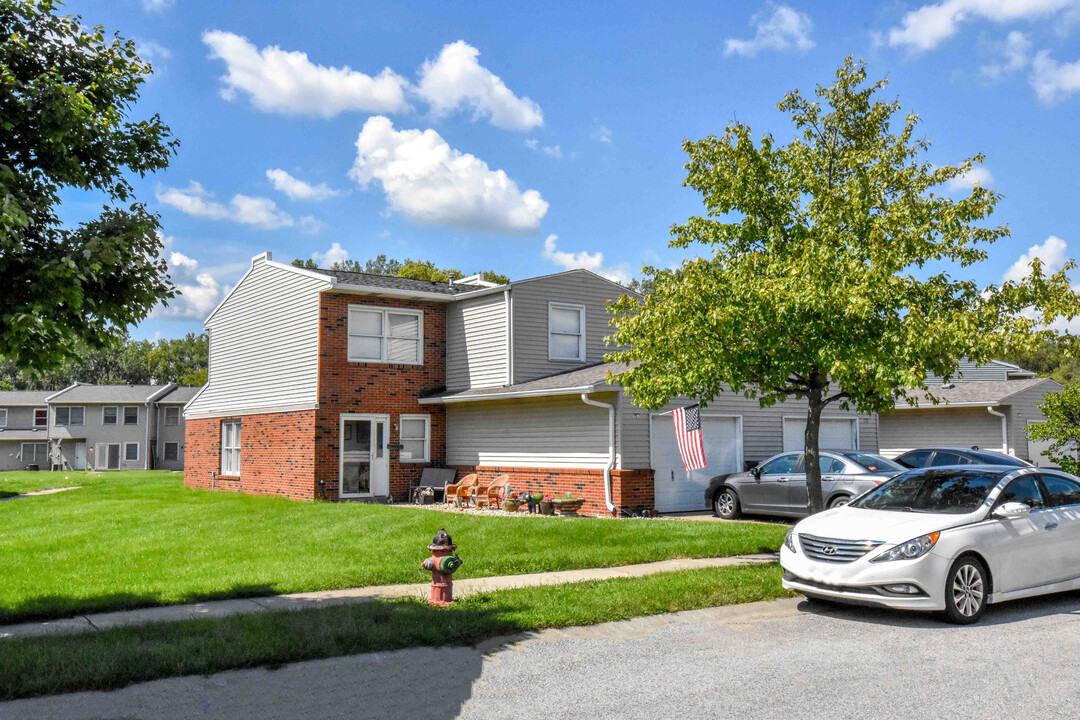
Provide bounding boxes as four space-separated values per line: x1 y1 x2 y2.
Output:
552 492 585 516
539 494 555 515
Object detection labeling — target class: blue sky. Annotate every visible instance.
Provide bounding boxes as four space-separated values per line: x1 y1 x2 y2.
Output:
62 0 1080 339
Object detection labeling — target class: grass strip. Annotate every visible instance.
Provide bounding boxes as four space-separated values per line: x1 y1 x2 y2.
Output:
0 564 791 701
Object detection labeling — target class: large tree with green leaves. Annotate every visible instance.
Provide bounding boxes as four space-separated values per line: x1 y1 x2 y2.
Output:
292 254 510 284
608 58 1080 513
1 0 177 371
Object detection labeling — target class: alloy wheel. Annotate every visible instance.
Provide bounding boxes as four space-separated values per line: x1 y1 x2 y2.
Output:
717 492 735 516
952 563 985 617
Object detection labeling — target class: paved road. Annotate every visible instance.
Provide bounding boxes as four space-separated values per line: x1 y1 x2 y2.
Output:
5 592 1080 719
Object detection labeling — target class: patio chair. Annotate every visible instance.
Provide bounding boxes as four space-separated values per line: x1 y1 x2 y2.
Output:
445 473 479 506
476 474 512 508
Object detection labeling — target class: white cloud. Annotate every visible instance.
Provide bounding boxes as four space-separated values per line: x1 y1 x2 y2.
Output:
724 4 814 58
542 234 630 284
1003 236 1069 283
202 30 409 118
266 169 343 201
311 242 350 267
887 0 1075 53
349 116 548 233
137 40 171 61
153 234 227 320
156 181 320 232
979 30 1032 80
945 165 994 190
524 138 563 159
1032 50 1080 103
141 0 173 12
592 124 613 144
415 41 543 131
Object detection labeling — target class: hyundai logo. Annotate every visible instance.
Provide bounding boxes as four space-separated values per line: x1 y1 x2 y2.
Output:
822 546 838 556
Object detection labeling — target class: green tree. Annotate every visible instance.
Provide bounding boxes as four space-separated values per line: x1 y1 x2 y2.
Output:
1026 385 1080 474
1 1 177 370
291 254 510 284
291 258 317 269
608 58 1080 513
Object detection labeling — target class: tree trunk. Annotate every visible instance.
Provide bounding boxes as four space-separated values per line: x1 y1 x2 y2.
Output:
804 387 825 514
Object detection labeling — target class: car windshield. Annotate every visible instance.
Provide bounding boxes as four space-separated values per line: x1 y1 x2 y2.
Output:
852 469 1003 514
845 453 904 473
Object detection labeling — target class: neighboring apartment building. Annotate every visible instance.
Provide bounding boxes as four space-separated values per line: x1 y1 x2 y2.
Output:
183 252 877 514
0 384 199 471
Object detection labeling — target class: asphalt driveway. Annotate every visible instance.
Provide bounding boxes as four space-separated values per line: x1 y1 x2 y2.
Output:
5 592 1080 719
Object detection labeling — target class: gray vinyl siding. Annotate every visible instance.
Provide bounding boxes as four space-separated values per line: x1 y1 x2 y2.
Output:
446 393 617 468
51 403 148 470
446 293 508 390
510 272 632 385
186 257 330 418
1005 380 1061 462
926 360 1015 383
617 389 878 470
0 441 37 471
155 405 187 471
0 405 45 430
878 407 1005 457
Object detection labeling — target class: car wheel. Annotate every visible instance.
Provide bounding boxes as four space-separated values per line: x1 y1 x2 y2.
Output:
943 556 989 625
713 488 741 520
828 495 851 509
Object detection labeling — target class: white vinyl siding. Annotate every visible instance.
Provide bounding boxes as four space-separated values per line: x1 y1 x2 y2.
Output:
221 420 241 475
163 406 180 426
102 406 118 425
548 302 585 362
185 256 330 418
55 406 84 426
446 394 614 468
446 293 508 390
399 414 430 463
347 305 423 365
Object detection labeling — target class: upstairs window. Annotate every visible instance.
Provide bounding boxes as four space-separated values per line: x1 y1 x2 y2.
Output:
103 406 118 425
123 406 139 426
55 406 84 426
548 302 586 362
163 406 180 426
347 306 423 365
34 408 47 427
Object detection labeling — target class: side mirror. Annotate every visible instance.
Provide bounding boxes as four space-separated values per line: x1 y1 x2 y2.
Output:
993 502 1031 519
750 466 761 479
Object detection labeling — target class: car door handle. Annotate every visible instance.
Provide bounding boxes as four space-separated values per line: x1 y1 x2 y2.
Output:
776 477 789 483
1045 522 1059 530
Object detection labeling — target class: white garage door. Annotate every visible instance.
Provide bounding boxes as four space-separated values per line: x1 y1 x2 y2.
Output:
783 418 858 451
652 415 742 513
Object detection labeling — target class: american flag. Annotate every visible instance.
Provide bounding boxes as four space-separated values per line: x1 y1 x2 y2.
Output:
672 403 707 471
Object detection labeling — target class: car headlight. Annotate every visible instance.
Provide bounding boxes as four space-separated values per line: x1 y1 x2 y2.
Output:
870 532 940 563
784 527 797 553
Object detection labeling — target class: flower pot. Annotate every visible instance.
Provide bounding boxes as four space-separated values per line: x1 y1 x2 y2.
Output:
552 498 585 516
501 499 520 512
539 501 555 516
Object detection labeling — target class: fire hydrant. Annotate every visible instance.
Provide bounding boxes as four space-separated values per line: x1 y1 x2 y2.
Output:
421 528 463 606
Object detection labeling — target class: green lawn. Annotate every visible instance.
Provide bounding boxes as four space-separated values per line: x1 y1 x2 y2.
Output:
0 564 791 700
0 471 785 624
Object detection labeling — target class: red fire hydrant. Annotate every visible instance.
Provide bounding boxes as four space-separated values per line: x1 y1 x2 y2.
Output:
421 528 463 606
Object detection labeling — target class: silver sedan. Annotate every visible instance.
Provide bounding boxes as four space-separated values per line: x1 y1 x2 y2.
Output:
705 450 905 519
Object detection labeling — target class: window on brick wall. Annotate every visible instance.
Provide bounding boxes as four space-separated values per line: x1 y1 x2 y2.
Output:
347 306 423 365
221 420 241 475
399 414 430 463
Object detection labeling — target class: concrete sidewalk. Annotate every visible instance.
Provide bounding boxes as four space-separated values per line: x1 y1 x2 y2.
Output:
0 553 776 641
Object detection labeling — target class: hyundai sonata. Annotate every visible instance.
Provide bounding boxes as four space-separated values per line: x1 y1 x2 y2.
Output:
780 465 1080 624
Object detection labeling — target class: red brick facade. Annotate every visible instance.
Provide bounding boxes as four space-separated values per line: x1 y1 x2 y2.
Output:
451 465 655 517
314 292 447 501
184 410 316 500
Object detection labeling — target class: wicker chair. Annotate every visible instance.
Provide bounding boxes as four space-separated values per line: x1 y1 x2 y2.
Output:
445 473 479 506
476 474 512 508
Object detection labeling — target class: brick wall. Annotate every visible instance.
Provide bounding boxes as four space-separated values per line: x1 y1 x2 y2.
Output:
451 465 656 517
183 410 317 500
315 292 448 501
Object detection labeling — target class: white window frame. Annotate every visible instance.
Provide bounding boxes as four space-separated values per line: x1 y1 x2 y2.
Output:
221 420 241 476
163 406 180 426
347 305 424 365
162 441 180 462
34 407 47 427
21 442 47 465
55 406 84 426
124 442 139 462
123 406 139 426
0 408 6 428
102 406 118 425
398 414 431 464
548 302 586 362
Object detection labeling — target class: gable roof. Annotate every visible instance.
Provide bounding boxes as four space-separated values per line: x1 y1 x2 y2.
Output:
894 377 1061 409
419 362 628 404
0 390 53 406
156 386 203 404
48 384 176 404
306 268 486 296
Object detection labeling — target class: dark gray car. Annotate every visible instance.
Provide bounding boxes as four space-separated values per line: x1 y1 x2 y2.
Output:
705 450 905 519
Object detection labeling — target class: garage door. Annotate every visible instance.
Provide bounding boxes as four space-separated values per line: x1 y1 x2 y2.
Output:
651 415 741 513
783 418 858 451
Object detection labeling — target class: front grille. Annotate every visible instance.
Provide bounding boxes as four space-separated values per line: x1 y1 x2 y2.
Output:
782 571 880 595
798 534 883 563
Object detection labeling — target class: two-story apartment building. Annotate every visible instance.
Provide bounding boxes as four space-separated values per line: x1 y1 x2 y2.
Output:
0 384 199 471
184 252 877 514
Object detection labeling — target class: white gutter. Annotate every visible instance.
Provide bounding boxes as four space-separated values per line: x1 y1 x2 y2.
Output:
330 283 458 302
987 406 1008 454
418 383 610 404
580 393 616 514
504 288 514 385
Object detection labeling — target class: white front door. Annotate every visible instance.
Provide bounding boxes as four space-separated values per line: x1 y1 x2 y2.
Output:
74 441 87 471
652 414 742 513
339 414 390 498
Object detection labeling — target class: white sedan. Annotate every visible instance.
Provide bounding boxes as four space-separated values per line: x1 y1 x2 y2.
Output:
780 465 1080 624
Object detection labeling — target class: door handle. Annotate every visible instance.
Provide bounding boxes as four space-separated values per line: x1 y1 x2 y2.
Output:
777 477 789 483
1045 522 1059 530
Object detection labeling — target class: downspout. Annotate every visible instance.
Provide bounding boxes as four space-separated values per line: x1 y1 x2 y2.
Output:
987 405 1008 455
504 288 514 385
581 393 616 514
